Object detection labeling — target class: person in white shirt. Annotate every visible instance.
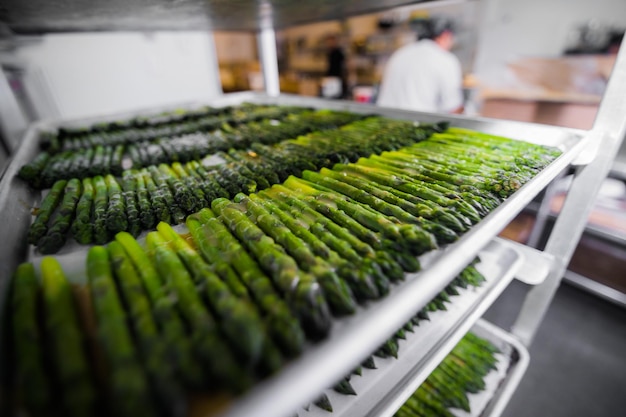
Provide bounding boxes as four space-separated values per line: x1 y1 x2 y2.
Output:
377 18 464 114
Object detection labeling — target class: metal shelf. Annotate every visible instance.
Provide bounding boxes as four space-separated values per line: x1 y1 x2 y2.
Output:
296 318 529 417
1 0 446 33
294 240 523 417
0 92 589 417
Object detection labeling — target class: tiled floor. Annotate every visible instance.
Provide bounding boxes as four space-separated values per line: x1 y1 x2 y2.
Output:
483 280 626 417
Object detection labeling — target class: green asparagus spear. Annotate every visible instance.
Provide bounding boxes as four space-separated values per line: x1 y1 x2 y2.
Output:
263 185 405 281
40 257 96 417
187 210 305 356
18 151 50 188
211 198 333 340
104 175 128 235
156 222 268 369
87 246 157 417
338 163 481 224
159 163 200 212
302 170 458 245
121 171 142 236
183 216 250 300
171 162 209 210
114 232 203 387
145 231 252 392
27 180 67 245
11 263 52 416
37 178 82 253
251 193 379 302
71 177 95 244
142 169 170 224
285 176 437 257
107 241 186 416
92 175 109 244
111 144 125 176
235 193 357 316
135 171 157 229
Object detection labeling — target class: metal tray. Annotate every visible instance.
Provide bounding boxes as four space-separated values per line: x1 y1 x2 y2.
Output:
0 93 583 417
278 238 523 417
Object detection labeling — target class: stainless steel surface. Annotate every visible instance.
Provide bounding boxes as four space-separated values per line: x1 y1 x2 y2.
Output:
0 65 29 152
296 240 522 417
0 118 42 401
498 238 555 286
0 122 42 280
473 319 530 417
2 0 444 33
512 44 626 347
563 270 626 309
0 92 587 417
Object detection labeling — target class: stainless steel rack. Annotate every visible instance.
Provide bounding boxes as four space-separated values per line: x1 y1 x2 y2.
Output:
1 1 626 417
294 239 524 417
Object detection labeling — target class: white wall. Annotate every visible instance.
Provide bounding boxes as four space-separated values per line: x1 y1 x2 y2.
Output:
474 0 626 83
14 32 222 120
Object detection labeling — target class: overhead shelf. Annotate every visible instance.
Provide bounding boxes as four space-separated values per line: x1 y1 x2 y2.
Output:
1 0 442 34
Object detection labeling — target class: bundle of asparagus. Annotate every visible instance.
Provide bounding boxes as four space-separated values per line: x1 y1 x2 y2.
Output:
127 109 364 169
19 107 362 188
40 104 303 153
305 261 487 412
19 145 125 189
21 118 436 250
22 108 363 188
11 258 96 417
11 104 560 417
25 119 560 255
394 333 499 417
10 222 487 417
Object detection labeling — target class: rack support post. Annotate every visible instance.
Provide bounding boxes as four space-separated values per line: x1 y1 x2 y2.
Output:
257 27 280 97
512 47 626 347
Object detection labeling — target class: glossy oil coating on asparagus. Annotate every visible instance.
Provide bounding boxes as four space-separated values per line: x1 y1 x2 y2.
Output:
11 103 563 416
23 113 560 252
87 246 157 417
11 263 52 417
186 209 306 356
37 178 82 253
40 257 96 417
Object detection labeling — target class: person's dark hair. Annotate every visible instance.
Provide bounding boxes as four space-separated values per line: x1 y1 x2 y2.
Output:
412 17 456 41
